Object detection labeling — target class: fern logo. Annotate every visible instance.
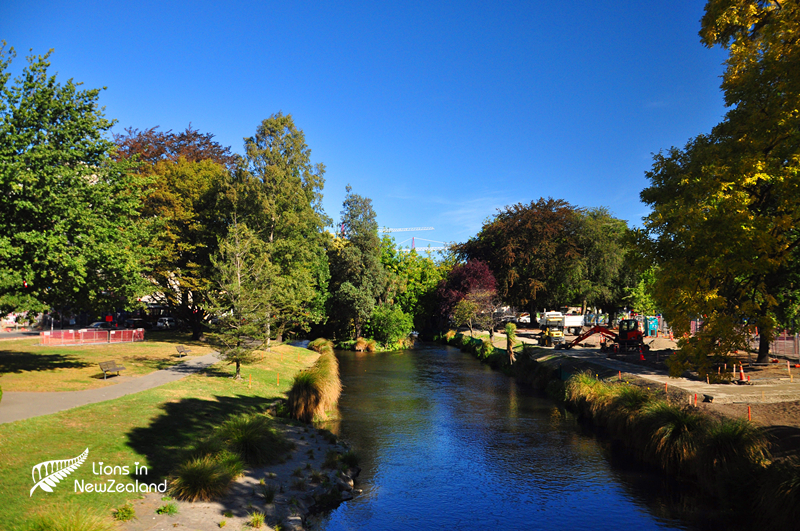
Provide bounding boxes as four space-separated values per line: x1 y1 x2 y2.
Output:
30 448 89 497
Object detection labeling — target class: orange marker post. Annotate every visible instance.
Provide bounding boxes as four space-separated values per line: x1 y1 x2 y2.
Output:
748 405 751 421
694 393 697 407
277 372 280 386
249 374 252 389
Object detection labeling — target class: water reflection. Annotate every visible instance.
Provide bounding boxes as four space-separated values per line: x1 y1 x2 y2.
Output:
313 344 707 531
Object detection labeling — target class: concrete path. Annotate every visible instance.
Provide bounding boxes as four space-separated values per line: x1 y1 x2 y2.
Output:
0 353 219 424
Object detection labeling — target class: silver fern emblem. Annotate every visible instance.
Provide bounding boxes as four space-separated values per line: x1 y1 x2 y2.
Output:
30 448 89 496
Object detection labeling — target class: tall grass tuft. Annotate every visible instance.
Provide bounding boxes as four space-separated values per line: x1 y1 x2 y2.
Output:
308 338 334 352
606 384 653 438
170 454 240 502
757 457 800 529
640 401 707 473
28 503 114 531
695 418 771 497
217 415 291 466
365 339 378 352
354 337 367 352
288 351 342 422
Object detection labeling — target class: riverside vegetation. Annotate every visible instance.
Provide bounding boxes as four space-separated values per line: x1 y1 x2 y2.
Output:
440 331 800 529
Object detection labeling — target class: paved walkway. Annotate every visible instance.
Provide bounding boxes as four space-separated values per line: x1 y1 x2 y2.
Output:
0 353 219 424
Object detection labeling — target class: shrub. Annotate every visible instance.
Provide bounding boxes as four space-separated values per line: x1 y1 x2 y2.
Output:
308 338 333 352
28 504 113 531
287 351 341 422
695 418 771 495
217 415 291 466
640 401 708 473
367 304 413 344
170 455 238 502
113 503 136 522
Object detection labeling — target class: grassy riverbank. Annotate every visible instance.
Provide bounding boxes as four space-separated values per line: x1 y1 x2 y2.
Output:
442 331 800 529
0 342 318 531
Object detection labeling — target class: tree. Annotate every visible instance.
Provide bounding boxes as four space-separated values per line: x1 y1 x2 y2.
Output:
636 1 800 367
231 113 331 340
0 45 154 315
113 124 237 167
205 221 271 379
379 236 448 336
366 303 413 345
436 259 496 324
328 186 384 339
452 289 497 337
455 198 582 314
575 208 631 314
625 266 659 316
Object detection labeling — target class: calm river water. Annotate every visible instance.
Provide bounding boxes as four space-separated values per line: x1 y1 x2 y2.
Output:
312 344 706 531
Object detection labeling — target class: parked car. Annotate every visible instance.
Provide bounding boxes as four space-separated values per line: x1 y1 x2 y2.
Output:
156 317 177 329
87 321 117 329
124 318 151 330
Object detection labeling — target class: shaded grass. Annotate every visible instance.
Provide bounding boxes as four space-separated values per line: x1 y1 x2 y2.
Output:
0 334 214 392
26 503 114 531
0 343 318 531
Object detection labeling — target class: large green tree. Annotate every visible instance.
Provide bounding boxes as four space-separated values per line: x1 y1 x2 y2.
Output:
455 198 583 313
229 113 330 340
328 186 384 339
0 45 153 316
636 0 800 367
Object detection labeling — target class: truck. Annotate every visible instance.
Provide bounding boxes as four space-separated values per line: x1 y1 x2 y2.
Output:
538 311 583 335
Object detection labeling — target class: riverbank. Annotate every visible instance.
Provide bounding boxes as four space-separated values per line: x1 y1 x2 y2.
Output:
442 331 800 529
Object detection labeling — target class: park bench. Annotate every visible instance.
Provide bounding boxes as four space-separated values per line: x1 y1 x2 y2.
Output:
176 345 192 357
99 360 126 379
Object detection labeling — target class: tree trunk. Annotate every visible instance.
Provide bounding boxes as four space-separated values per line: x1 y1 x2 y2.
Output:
757 332 771 363
235 359 242 379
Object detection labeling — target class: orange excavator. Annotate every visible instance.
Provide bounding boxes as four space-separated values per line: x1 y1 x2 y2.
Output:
556 319 649 353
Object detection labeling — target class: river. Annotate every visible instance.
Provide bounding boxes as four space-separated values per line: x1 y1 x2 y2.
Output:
311 343 708 531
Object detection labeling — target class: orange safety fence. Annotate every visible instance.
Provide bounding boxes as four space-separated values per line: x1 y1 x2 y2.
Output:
40 328 145 346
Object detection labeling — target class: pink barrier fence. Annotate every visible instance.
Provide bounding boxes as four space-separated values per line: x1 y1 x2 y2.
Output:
40 328 145 346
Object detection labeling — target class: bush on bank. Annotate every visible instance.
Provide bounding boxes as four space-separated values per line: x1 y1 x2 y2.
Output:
288 341 342 422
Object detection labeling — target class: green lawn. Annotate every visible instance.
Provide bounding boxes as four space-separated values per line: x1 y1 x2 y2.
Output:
0 342 318 530
0 332 215 392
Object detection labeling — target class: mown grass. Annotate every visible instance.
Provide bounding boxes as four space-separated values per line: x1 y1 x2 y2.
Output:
0 341 318 531
0 332 214 391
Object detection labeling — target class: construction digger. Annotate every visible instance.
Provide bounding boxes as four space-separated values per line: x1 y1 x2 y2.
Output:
536 313 566 347
555 318 649 353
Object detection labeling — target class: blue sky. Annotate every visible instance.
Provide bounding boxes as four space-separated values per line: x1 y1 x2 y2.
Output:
3 0 728 248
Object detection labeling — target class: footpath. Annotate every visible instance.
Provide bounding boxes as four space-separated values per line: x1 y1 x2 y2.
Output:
0 353 219 424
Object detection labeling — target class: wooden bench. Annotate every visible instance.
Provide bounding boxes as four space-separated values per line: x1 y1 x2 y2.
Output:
176 345 192 357
99 360 126 379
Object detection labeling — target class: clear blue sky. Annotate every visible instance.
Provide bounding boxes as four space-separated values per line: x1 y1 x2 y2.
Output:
3 0 728 248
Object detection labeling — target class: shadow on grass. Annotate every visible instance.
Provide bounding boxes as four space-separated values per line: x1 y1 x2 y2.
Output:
0 350 92 374
126 394 273 481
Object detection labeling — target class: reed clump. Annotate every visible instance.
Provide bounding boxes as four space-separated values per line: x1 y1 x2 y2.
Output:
288 344 342 423
354 337 367 352
308 338 334 352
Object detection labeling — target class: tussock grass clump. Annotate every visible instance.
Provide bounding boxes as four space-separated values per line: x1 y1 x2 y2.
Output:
28 503 113 531
695 417 771 497
606 384 653 438
444 330 456 341
340 450 359 468
308 338 334 352
476 338 494 360
170 455 239 502
217 415 290 466
639 401 707 474
365 339 378 352
757 457 800 528
287 351 342 423
354 337 367 352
